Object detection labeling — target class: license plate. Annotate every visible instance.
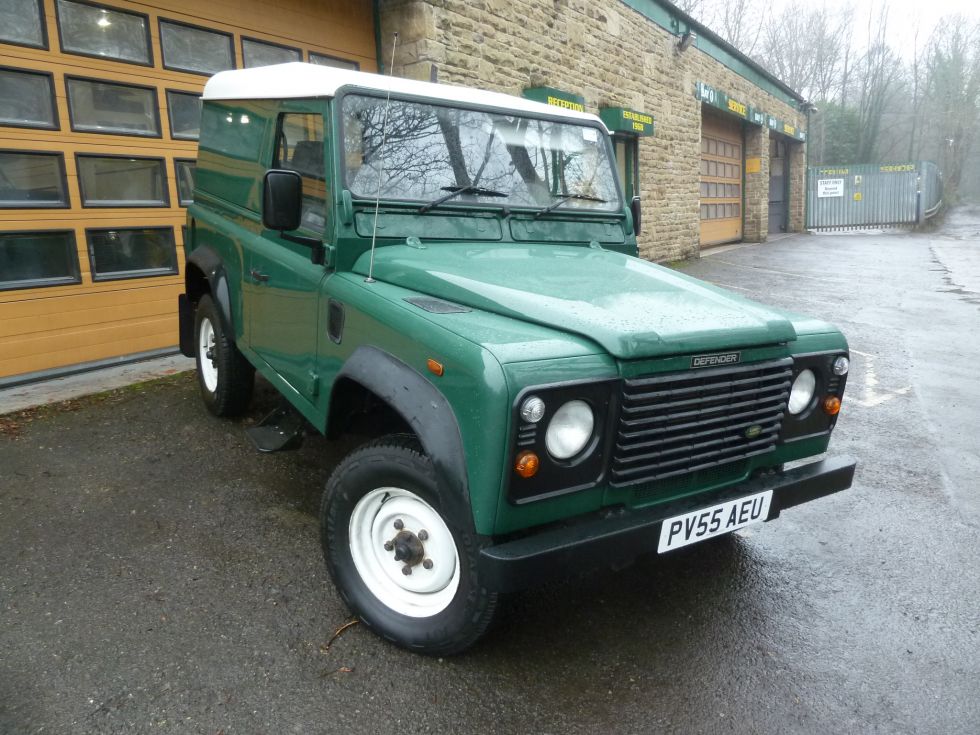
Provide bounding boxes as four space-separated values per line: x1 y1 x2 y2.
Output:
658 490 773 553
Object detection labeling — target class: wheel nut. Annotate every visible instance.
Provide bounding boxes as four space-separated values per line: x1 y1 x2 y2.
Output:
393 519 404 530
401 565 413 576
418 530 429 541
422 558 433 570
383 540 394 552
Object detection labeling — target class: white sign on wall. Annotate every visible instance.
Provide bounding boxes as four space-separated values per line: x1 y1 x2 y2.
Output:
817 179 845 198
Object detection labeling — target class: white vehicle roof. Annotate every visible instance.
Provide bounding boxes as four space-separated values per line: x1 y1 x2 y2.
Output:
202 62 607 129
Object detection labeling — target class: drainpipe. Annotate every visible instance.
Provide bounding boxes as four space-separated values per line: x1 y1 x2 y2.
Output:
372 0 384 73
803 102 813 231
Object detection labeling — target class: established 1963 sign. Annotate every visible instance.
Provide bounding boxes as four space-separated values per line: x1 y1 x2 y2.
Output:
817 179 845 198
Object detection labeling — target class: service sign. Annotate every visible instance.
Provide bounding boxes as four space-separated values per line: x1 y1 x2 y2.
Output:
767 114 807 142
696 81 748 120
817 179 845 198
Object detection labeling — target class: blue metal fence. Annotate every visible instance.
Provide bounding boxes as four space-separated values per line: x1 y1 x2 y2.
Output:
806 161 943 231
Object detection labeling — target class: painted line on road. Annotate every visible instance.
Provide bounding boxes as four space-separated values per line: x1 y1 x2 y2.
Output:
709 281 751 292
848 350 912 408
710 259 848 284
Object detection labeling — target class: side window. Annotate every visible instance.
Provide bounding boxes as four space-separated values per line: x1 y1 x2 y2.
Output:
274 113 326 234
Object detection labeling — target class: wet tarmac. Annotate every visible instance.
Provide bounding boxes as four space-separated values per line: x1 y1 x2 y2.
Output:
2 210 979 734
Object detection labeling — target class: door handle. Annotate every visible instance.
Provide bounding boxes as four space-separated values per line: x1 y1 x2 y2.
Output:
249 268 269 283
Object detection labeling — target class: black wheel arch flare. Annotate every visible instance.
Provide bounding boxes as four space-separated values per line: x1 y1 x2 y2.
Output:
330 346 473 534
180 246 235 357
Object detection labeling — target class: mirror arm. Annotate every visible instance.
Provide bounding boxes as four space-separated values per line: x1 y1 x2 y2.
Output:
280 231 325 266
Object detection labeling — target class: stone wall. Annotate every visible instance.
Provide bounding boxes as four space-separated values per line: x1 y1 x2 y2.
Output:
379 0 807 261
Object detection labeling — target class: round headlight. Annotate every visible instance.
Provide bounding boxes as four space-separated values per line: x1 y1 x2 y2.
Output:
520 395 546 424
788 369 816 414
833 356 850 376
545 400 594 460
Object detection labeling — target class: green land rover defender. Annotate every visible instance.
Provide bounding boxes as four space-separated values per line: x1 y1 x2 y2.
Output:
177 63 855 654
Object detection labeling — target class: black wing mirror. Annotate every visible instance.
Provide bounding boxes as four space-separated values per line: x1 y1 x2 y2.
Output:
630 196 642 236
262 169 303 232
261 169 325 265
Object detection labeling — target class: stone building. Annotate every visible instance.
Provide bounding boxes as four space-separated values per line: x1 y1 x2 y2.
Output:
379 0 810 262
0 0 807 383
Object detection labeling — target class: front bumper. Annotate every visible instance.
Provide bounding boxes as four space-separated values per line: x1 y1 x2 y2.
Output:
479 455 856 592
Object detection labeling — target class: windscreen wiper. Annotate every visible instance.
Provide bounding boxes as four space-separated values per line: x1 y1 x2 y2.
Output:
533 192 608 219
419 185 508 213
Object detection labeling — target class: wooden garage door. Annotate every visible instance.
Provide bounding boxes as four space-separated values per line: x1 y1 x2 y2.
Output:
0 0 377 381
699 114 743 247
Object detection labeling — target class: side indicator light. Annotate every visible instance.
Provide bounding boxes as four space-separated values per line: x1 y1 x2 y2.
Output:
426 358 444 377
514 451 540 478
823 396 842 415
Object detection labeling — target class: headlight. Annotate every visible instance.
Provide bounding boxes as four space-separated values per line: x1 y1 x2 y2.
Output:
833 356 850 375
788 369 816 414
545 400 594 459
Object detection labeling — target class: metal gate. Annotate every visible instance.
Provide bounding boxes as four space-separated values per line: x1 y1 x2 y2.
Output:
806 162 943 230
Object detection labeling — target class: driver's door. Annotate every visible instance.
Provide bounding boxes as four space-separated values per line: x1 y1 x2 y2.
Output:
246 105 330 404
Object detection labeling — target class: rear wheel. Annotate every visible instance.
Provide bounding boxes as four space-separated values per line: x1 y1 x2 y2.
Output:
321 435 497 655
194 294 254 416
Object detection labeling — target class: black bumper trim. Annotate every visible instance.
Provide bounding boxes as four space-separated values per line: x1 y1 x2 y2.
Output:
479 455 856 592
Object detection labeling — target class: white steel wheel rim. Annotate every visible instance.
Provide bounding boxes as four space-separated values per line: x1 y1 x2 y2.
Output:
198 318 218 393
348 487 460 618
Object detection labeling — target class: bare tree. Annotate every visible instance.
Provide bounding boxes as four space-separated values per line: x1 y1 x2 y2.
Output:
691 0 768 56
755 2 852 102
922 19 980 191
852 4 900 161
672 0 705 18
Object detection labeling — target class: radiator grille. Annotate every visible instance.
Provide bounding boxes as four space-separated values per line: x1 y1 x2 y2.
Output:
611 357 792 487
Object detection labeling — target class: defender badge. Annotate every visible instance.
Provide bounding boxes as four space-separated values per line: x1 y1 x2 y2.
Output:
744 425 763 439
690 351 741 369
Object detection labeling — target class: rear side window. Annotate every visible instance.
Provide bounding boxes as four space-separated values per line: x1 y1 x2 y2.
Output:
195 100 274 212
274 112 326 233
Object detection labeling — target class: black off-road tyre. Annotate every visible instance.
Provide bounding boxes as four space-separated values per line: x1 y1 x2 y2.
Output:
320 435 498 655
193 294 254 417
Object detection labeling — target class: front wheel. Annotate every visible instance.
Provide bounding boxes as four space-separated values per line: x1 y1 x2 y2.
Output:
321 436 497 655
194 294 254 416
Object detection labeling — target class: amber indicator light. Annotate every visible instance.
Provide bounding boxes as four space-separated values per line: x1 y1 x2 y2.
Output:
514 451 540 478
426 358 444 377
823 396 842 415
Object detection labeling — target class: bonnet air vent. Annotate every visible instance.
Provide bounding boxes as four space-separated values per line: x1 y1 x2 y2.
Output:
404 297 471 314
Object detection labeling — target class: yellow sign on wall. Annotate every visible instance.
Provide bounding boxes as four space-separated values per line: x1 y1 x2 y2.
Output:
853 192 863 201
745 157 761 174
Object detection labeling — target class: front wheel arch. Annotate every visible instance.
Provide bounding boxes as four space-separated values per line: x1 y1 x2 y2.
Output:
328 346 473 534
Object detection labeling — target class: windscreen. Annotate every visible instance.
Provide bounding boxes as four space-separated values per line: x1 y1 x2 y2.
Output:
342 94 621 213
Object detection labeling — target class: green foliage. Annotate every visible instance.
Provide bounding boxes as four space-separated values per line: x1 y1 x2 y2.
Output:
810 102 861 165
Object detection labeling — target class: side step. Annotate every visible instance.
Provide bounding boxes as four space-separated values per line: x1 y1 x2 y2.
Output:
245 403 306 452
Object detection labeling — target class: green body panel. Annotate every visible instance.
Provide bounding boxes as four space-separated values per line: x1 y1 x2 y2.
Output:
187 91 846 541
353 211 503 241
351 242 797 360
312 273 511 533
508 217 626 244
